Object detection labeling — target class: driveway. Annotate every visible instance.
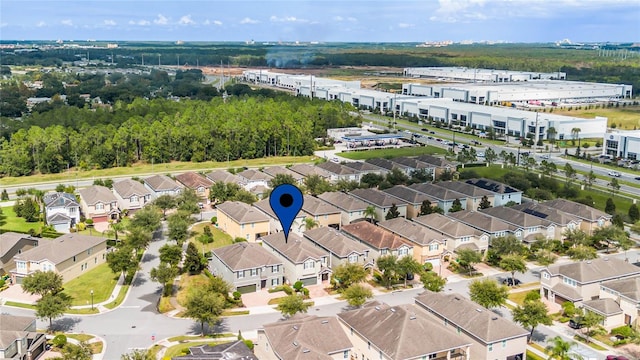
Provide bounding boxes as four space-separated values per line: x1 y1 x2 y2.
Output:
0 284 40 304
240 283 331 307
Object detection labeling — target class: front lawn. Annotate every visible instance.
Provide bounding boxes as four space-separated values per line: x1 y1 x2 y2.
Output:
176 274 211 307
162 341 222 360
189 223 234 254
62 263 119 306
338 145 447 160
0 206 44 233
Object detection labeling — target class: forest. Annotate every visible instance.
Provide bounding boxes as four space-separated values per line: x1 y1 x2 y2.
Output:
0 95 358 177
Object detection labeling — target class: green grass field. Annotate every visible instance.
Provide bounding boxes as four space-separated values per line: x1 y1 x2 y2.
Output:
552 106 640 130
338 145 447 160
0 206 44 233
189 223 234 254
162 341 223 360
62 263 119 306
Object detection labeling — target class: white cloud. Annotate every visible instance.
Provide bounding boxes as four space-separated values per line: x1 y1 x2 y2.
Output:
129 19 150 26
61 19 73 26
240 17 259 24
179 15 195 25
213 20 222 26
104 19 116 26
270 15 308 23
36 21 46 27
347 17 357 22
333 16 344 21
0 23 7 28
397 23 414 28
154 14 169 25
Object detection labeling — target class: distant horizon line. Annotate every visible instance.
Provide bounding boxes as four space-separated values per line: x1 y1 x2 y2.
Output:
1 40 639 45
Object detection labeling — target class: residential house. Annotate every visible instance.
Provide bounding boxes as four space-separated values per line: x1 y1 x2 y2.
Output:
209 242 284 293
349 188 407 221
289 164 332 180
480 206 555 244
598 277 640 328
0 314 47 360
77 185 120 223
261 232 330 286
236 169 273 191
343 161 388 177
465 178 522 206
415 154 455 179
173 340 258 360
341 222 413 262
543 198 612 235
581 297 626 331
303 227 372 269
315 161 361 183
317 191 369 225
42 192 80 233
11 233 108 283
174 172 213 201
408 183 467 213
415 291 528 360
365 158 412 176
215 201 270 242
143 174 182 199
382 185 438 219
301 195 342 229
256 315 352 360
432 181 495 211
511 202 582 240
337 301 472 360
261 166 305 185
377 217 447 266
0 232 39 276
413 213 489 253
205 170 241 185
112 179 152 214
253 198 305 236
540 257 640 306
446 210 517 242
390 156 436 180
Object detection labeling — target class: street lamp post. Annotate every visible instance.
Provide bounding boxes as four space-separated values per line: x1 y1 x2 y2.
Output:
90 290 94 310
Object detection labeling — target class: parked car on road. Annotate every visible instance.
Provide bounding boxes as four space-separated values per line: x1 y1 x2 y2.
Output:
568 317 585 329
608 171 621 177
502 278 521 286
606 355 629 360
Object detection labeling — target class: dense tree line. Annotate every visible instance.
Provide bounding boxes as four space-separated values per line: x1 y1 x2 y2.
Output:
0 96 357 177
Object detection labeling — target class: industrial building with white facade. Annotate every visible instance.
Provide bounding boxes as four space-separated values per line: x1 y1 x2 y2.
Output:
242 68 629 141
403 67 566 82
604 130 640 160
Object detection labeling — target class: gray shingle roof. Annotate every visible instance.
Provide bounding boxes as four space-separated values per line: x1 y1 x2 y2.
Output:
261 315 352 360
289 164 332 179
377 217 446 246
447 210 515 233
349 188 405 208
481 206 553 228
144 174 181 192
205 170 241 184
511 202 581 227
433 181 494 198
0 315 35 348
216 201 270 224
302 195 341 216
317 192 369 212
550 283 582 301
382 185 438 205
78 185 118 205
409 183 467 201
173 340 258 360
337 301 471 359
303 227 369 257
365 158 409 172
237 169 273 182
174 172 213 189
465 178 521 195
212 242 282 271
543 198 611 222
582 298 623 316
261 166 304 181
413 213 483 238
43 192 79 208
261 232 327 264
113 179 151 198
415 154 454 168
343 161 387 174
341 222 413 251
415 291 528 344
390 156 436 170
0 232 38 258
14 233 106 265
545 257 640 284
47 212 71 224
316 161 360 176
601 277 640 302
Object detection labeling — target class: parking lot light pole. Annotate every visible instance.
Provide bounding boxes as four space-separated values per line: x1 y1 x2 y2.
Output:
91 290 94 310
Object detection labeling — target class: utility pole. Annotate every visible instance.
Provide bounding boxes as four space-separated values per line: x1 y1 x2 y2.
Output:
142 54 144 66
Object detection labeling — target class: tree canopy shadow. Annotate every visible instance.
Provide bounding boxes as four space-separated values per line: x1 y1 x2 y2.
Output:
51 316 81 332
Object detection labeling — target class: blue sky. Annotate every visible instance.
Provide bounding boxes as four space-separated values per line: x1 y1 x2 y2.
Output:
1 0 639 43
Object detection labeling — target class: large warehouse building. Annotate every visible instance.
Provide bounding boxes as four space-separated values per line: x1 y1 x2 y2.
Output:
403 67 566 82
603 130 640 160
402 81 633 104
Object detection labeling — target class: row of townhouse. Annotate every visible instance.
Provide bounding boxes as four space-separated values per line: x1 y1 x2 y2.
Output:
254 292 528 360
540 256 640 330
0 231 109 284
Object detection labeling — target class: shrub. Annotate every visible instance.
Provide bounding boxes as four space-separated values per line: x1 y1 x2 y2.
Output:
243 339 254 350
210 216 217 224
233 291 242 301
51 334 67 348
234 237 247 243
422 262 433 272
0 278 4 287
293 281 304 292
524 290 541 302
611 325 634 338
302 288 309 297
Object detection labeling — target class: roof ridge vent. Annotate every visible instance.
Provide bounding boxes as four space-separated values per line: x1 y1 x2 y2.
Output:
293 325 298 330
374 306 381 311
476 308 482 312
293 341 298 347
603 258 609 261
303 349 310 353
321 320 329 324
390 308 396 312
409 315 416 320
491 316 498 320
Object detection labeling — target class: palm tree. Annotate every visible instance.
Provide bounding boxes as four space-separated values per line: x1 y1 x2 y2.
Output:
546 127 557 151
571 127 581 149
303 217 319 231
364 205 377 223
545 336 584 360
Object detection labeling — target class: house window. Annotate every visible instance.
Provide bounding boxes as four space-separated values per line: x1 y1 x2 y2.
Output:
543 272 550 280
348 254 358 263
252 223 255 228
96 203 104 210
69 208 76 213
502 340 507 348
429 244 439 251
379 351 382 360
237 271 244 279
368 342 370 350
398 248 408 257
272 265 279 273
304 260 314 270
488 343 493 352
131 195 138 202
87 248 92 255
429 355 437 360
460 236 470 243
381 249 388 255
563 277 577 287
241 224 245 229
271 278 279 286
250 269 257 276
73 256 76 262
344 351 349 359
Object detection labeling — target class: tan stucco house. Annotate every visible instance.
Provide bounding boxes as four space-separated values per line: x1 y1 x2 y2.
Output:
216 201 270 242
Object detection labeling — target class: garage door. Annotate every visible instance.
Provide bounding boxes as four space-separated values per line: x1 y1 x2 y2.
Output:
554 294 569 305
301 277 317 286
236 284 256 294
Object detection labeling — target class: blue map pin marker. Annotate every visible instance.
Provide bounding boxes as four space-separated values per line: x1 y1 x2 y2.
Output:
269 184 304 243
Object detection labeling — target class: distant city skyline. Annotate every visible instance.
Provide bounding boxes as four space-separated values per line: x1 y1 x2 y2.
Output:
1 0 639 43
